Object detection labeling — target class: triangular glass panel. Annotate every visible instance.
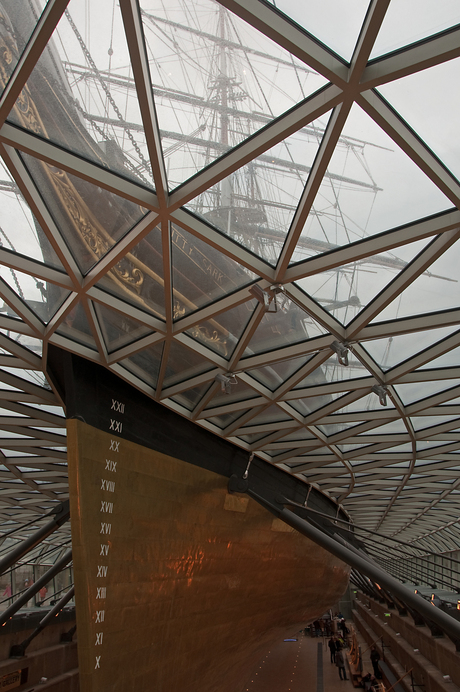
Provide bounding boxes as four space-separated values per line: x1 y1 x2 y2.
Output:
242 298 327 358
0 2 49 99
363 326 459 371
266 0 369 61
440 397 460 406
394 379 459 406
379 57 460 183
20 152 149 275
205 380 262 410
371 1 460 59
317 420 365 437
8 0 152 186
242 405 294 426
375 238 460 322
93 302 153 354
171 223 256 317
418 346 460 370
289 391 343 418
207 410 250 430
185 301 255 360
237 432 273 445
334 391 396 414
297 238 430 326
295 103 452 264
0 160 64 271
274 430 316 443
170 383 213 412
96 224 166 320
411 415 460 432
120 342 165 388
416 440 453 452
367 419 408 434
0 266 69 325
55 301 97 350
0 332 42 356
337 443 374 453
141 0 328 189
185 113 331 264
294 355 370 389
162 340 215 389
0 302 22 321
246 355 314 392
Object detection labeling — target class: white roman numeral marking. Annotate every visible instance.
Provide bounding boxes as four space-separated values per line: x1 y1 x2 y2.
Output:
101 479 115 492
97 565 108 578
100 544 109 556
109 440 120 452
109 419 122 433
111 399 125 414
100 501 113 514
105 459 117 472
96 632 103 645
95 655 101 669
96 587 106 599
100 522 111 535
95 610 105 623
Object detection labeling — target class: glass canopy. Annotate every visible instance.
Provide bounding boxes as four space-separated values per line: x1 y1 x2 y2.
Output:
0 0 460 561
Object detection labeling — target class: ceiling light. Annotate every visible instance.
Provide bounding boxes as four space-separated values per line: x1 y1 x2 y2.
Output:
331 340 349 366
372 385 388 406
249 285 277 312
215 373 237 394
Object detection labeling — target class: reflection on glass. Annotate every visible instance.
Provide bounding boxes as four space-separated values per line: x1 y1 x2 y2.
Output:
0 267 69 324
244 404 293 426
0 332 43 356
162 340 214 389
246 355 312 391
186 119 328 264
207 410 247 429
93 303 153 353
8 0 151 185
172 223 256 317
0 2 48 100
120 342 164 388
205 380 260 409
140 0 327 188
21 153 148 275
243 298 326 358
170 383 212 411
185 303 255 359
96 225 166 320
55 302 97 350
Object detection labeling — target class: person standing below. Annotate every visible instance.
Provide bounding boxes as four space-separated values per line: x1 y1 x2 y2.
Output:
370 646 381 679
336 647 348 680
328 636 337 663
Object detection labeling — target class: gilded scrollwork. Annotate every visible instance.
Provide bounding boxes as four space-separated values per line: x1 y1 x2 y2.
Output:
189 325 228 357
